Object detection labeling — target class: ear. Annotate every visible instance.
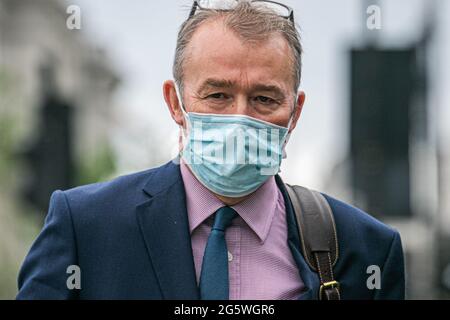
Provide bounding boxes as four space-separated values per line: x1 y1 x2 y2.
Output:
163 80 185 127
288 91 305 133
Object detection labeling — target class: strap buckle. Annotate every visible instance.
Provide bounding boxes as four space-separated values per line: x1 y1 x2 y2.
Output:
319 280 340 299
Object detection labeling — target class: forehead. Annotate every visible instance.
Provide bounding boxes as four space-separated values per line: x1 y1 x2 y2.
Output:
183 18 294 90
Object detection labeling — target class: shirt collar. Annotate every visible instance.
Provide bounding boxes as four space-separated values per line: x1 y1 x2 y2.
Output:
180 159 278 244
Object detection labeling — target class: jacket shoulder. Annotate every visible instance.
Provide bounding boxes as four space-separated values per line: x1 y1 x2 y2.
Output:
64 168 152 199
59 164 165 222
321 193 405 299
322 193 398 241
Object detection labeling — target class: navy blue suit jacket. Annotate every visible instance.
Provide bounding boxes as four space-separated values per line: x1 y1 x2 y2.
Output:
17 160 405 299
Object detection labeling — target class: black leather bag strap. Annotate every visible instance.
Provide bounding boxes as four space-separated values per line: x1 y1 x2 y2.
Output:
285 184 341 300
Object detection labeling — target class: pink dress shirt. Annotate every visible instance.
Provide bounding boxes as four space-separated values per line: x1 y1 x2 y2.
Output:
180 160 305 299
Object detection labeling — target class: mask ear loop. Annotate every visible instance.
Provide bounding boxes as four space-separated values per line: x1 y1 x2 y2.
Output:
175 83 191 135
282 94 298 159
175 83 192 160
175 83 187 114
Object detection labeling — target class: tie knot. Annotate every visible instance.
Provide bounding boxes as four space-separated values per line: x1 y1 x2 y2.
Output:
212 206 238 231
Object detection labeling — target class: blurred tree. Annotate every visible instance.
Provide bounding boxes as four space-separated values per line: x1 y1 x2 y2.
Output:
76 143 116 186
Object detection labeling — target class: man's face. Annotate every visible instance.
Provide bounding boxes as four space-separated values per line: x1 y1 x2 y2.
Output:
165 17 305 131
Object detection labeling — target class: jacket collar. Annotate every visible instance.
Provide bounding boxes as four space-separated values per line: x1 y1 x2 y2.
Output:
136 159 319 300
137 159 200 299
142 158 183 197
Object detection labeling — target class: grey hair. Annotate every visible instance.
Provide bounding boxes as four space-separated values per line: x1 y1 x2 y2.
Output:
173 0 303 96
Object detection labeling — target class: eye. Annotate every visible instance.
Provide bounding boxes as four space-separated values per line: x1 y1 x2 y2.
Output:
254 96 277 105
206 93 227 100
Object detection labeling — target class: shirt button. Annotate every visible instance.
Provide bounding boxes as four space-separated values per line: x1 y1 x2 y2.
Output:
228 251 233 262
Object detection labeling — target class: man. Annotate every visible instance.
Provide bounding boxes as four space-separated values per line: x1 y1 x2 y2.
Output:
17 0 405 300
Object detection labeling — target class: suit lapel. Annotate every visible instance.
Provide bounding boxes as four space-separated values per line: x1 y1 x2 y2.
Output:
276 175 320 300
136 160 199 299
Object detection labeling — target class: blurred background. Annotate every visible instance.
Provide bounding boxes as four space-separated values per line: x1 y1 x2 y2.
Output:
0 0 449 299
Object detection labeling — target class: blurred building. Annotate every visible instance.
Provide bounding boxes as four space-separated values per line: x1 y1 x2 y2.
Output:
0 0 119 298
0 0 119 205
323 2 449 299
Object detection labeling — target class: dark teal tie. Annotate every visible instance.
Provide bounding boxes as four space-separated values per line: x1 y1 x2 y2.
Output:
199 206 238 300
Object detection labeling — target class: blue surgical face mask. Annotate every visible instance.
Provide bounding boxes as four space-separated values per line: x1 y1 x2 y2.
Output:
176 85 293 198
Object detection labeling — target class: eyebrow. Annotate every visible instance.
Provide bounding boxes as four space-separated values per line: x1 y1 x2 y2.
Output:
197 78 286 98
197 78 235 95
251 84 285 99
